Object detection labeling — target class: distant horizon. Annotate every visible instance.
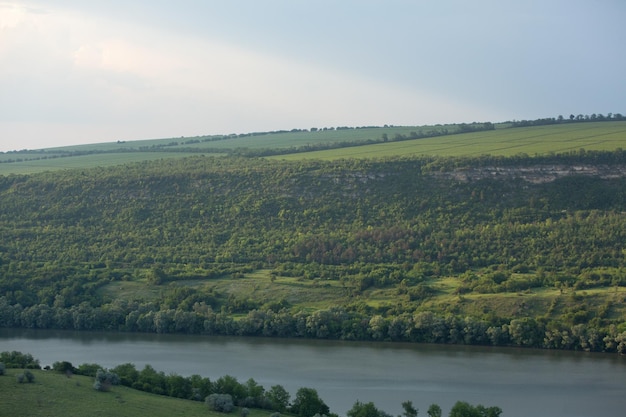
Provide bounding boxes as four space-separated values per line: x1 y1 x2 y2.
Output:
2 112 623 154
2 1 624 152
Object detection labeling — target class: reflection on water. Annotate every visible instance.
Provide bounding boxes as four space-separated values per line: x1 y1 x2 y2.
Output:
1 328 625 417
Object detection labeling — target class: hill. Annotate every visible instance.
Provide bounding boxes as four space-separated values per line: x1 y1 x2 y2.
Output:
1 143 626 352
1 118 626 175
0 368 270 417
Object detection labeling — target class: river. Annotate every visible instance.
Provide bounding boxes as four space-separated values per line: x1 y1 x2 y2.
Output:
1 328 624 417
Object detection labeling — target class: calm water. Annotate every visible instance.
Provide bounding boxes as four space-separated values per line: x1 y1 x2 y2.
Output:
1 328 625 417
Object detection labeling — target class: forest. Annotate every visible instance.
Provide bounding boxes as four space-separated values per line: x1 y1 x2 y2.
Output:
1 148 626 352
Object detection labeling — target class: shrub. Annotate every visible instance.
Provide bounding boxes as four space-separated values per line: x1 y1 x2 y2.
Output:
76 363 102 377
205 393 235 413
93 369 120 392
17 370 35 383
52 361 76 375
0 351 40 369
0 362 5 375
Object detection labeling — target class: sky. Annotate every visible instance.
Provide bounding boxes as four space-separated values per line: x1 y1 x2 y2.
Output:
1 0 625 152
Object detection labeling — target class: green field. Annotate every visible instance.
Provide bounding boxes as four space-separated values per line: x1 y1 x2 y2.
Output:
98 268 626 325
0 369 273 417
3 121 625 175
271 122 626 160
0 152 213 175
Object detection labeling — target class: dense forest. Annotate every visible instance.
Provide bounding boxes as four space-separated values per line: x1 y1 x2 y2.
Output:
1 150 626 352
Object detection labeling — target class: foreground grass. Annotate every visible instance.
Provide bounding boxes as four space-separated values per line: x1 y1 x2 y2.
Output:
0 370 272 417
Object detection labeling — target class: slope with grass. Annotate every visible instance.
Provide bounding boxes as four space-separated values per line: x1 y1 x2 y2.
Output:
272 121 626 160
0 369 252 417
2 119 625 175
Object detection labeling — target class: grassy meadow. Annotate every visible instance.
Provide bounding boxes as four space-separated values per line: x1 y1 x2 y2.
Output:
0 151 214 175
0 369 276 417
272 122 626 160
98 267 626 326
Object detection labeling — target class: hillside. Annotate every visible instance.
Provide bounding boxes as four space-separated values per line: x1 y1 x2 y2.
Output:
2 118 626 175
1 143 626 352
0 368 269 417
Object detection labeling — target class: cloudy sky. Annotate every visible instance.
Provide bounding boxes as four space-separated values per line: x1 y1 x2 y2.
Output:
1 0 624 152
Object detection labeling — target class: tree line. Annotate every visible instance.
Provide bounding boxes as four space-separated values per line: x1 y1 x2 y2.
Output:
2 297 626 353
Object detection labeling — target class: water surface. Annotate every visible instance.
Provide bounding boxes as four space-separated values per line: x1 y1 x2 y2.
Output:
1 328 624 417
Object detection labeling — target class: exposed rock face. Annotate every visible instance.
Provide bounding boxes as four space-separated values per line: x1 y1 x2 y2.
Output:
434 164 626 183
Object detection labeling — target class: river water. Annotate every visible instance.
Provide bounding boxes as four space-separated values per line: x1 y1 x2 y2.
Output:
1 328 624 417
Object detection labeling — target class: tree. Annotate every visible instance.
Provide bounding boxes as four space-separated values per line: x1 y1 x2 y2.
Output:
290 387 330 417
426 404 441 417
242 377 265 406
347 401 389 417
401 401 418 417
167 373 192 399
111 363 139 387
0 351 40 369
76 363 104 377
448 401 501 417
214 375 246 402
266 384 291 412
52 360 76 375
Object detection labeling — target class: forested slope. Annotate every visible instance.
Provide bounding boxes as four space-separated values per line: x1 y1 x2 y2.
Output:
1 151 626 352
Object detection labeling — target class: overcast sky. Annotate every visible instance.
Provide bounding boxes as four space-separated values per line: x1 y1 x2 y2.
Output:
1 0 624 152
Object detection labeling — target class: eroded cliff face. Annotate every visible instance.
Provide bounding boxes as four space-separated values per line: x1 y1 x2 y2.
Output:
433 164 626 183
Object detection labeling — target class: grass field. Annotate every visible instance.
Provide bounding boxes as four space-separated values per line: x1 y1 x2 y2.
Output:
3 121 625 175
0 369 275 417
0 151 218 175
271 122 626 160
98 268 626 324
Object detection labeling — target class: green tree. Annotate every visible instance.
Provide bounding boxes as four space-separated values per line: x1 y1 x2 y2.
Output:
290 387 330 417
448 401 501 417
266 384 291 412
215 375 246 402
401 401 418 417
426 404 441 417
52 360 76 375
347 401 387 417
111 363 139 387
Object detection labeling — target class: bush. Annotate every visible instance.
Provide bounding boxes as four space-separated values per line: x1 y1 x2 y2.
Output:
205 393 235 413
0 362 5 375
52 361 76 375
17 370 35 383
76 363 102 377
93 369 120 392
0 351 40 369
